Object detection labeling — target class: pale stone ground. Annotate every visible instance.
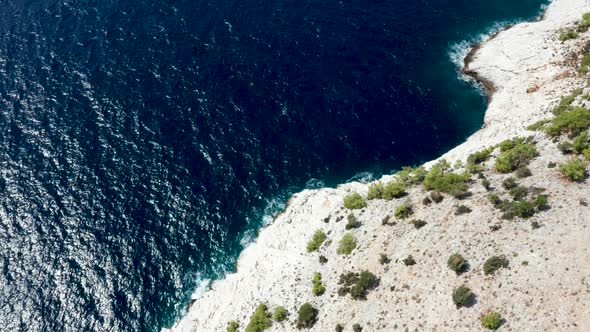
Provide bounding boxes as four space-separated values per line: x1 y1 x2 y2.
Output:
165 0 590 331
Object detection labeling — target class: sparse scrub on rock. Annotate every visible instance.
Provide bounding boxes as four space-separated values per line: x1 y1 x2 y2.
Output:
515 166 532 178
447 253 467 274
495 137 538 173
410 219 427 229
455 205 472 215
379 253 390 265
429 191 444 203
383 181 408 200
509 186 529 201
345 213 360 230
502 177 518 190
578 12 590 32
366 182 384 200
559 158 588 181
546 106 590 137
572 131 589 154
246 303 272 332
337 270 380 300
227 321 239 332
558 141 573 154
581 52 590 75
403 255 416 266
482 178 491 191
312 272 326 296
395 166 427 186
273 306 287 322
481 311 503 330
337 233 357 255
296 303 318 329
483 256 509 275
452 285 474 308
343 192 367 209
395 202 413 219
306 229 327 253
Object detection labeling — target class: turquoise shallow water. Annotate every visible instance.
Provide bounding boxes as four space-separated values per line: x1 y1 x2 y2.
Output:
0 0 548 331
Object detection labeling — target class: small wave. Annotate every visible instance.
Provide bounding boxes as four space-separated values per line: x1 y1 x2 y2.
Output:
190 277 212 300
346 171 375 183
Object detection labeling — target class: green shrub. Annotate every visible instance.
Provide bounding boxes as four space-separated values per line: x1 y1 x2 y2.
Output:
246 304 272 332
403 255 416 266
423 161 471 197
495 138 538 173
336 233 357 255
579 12 590 31
353 324 363 332
499 200 536 219
581 52 590 75
379 253 390 265
558 141 573 154
584 149 590 160
533 195 548 210
447 253 467 273
343 192 366 209
319 255 328 264
483 256 509 275
559 29 579 41
527 119 550 131
395 166 427 186
382 181 407 200
335 324 344 332
395 202 413 219
488 193 502 207
559 158 588 181
546 107 590 137
410 219 427 229
296 303 318 329
515 167 532 178
337 270 380 300
452 285 474 308
430 191 444 203
366 182 384 200
455 205 471 215
422 196 432 205
312 272 326 296
548 161 557 168
306 229 327 253
481 311 503 330
552 89 582 115
572 131 589 154
381 215 391 225
467 147 494 165
345 213 360 230
509 186 529 201
273 306 288 322
227 321 239 332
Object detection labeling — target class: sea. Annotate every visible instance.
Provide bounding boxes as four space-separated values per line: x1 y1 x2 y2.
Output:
0 0 548 331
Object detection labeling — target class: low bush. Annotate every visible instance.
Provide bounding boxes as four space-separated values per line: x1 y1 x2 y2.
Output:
403 255 416 266
560 158 588 181
515 167 532 178
551 88 582 115
447 253 467 274
319 255 328 264
246 304 272 332
345 213 360 230
452 285 474 308
422 196 432 205
559 29 579 41
296 303 318 329
558 141 573 154
579 12 590 32
482 179 491 191
547 161 557 168
343 192 367 209
527 119 550 131
395 166 427 186
336 233 357 255
227 321 239 332
481 311 503 330
410 219 427 229
509 186 529 201
353 324 363 332
467 147 494 165
337 270 380 300
502 177 518 190
306 229 327 253
488 194 502 207
423 161 471 198
572 131 589 154
395 202 413 219
335 324 344 332
379 253 390 265
381 215 391 225
455 205 471 215
273 306 288 322
581 52 590 75
483 256 509 275
499 200 536 219
312 272 326 296
382 181 407 200
366 182 384 200
430 191 444 203
546 107 590 137
495 137 538 173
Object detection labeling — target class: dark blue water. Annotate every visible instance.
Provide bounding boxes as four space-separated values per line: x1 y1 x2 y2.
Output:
0 0 547 331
